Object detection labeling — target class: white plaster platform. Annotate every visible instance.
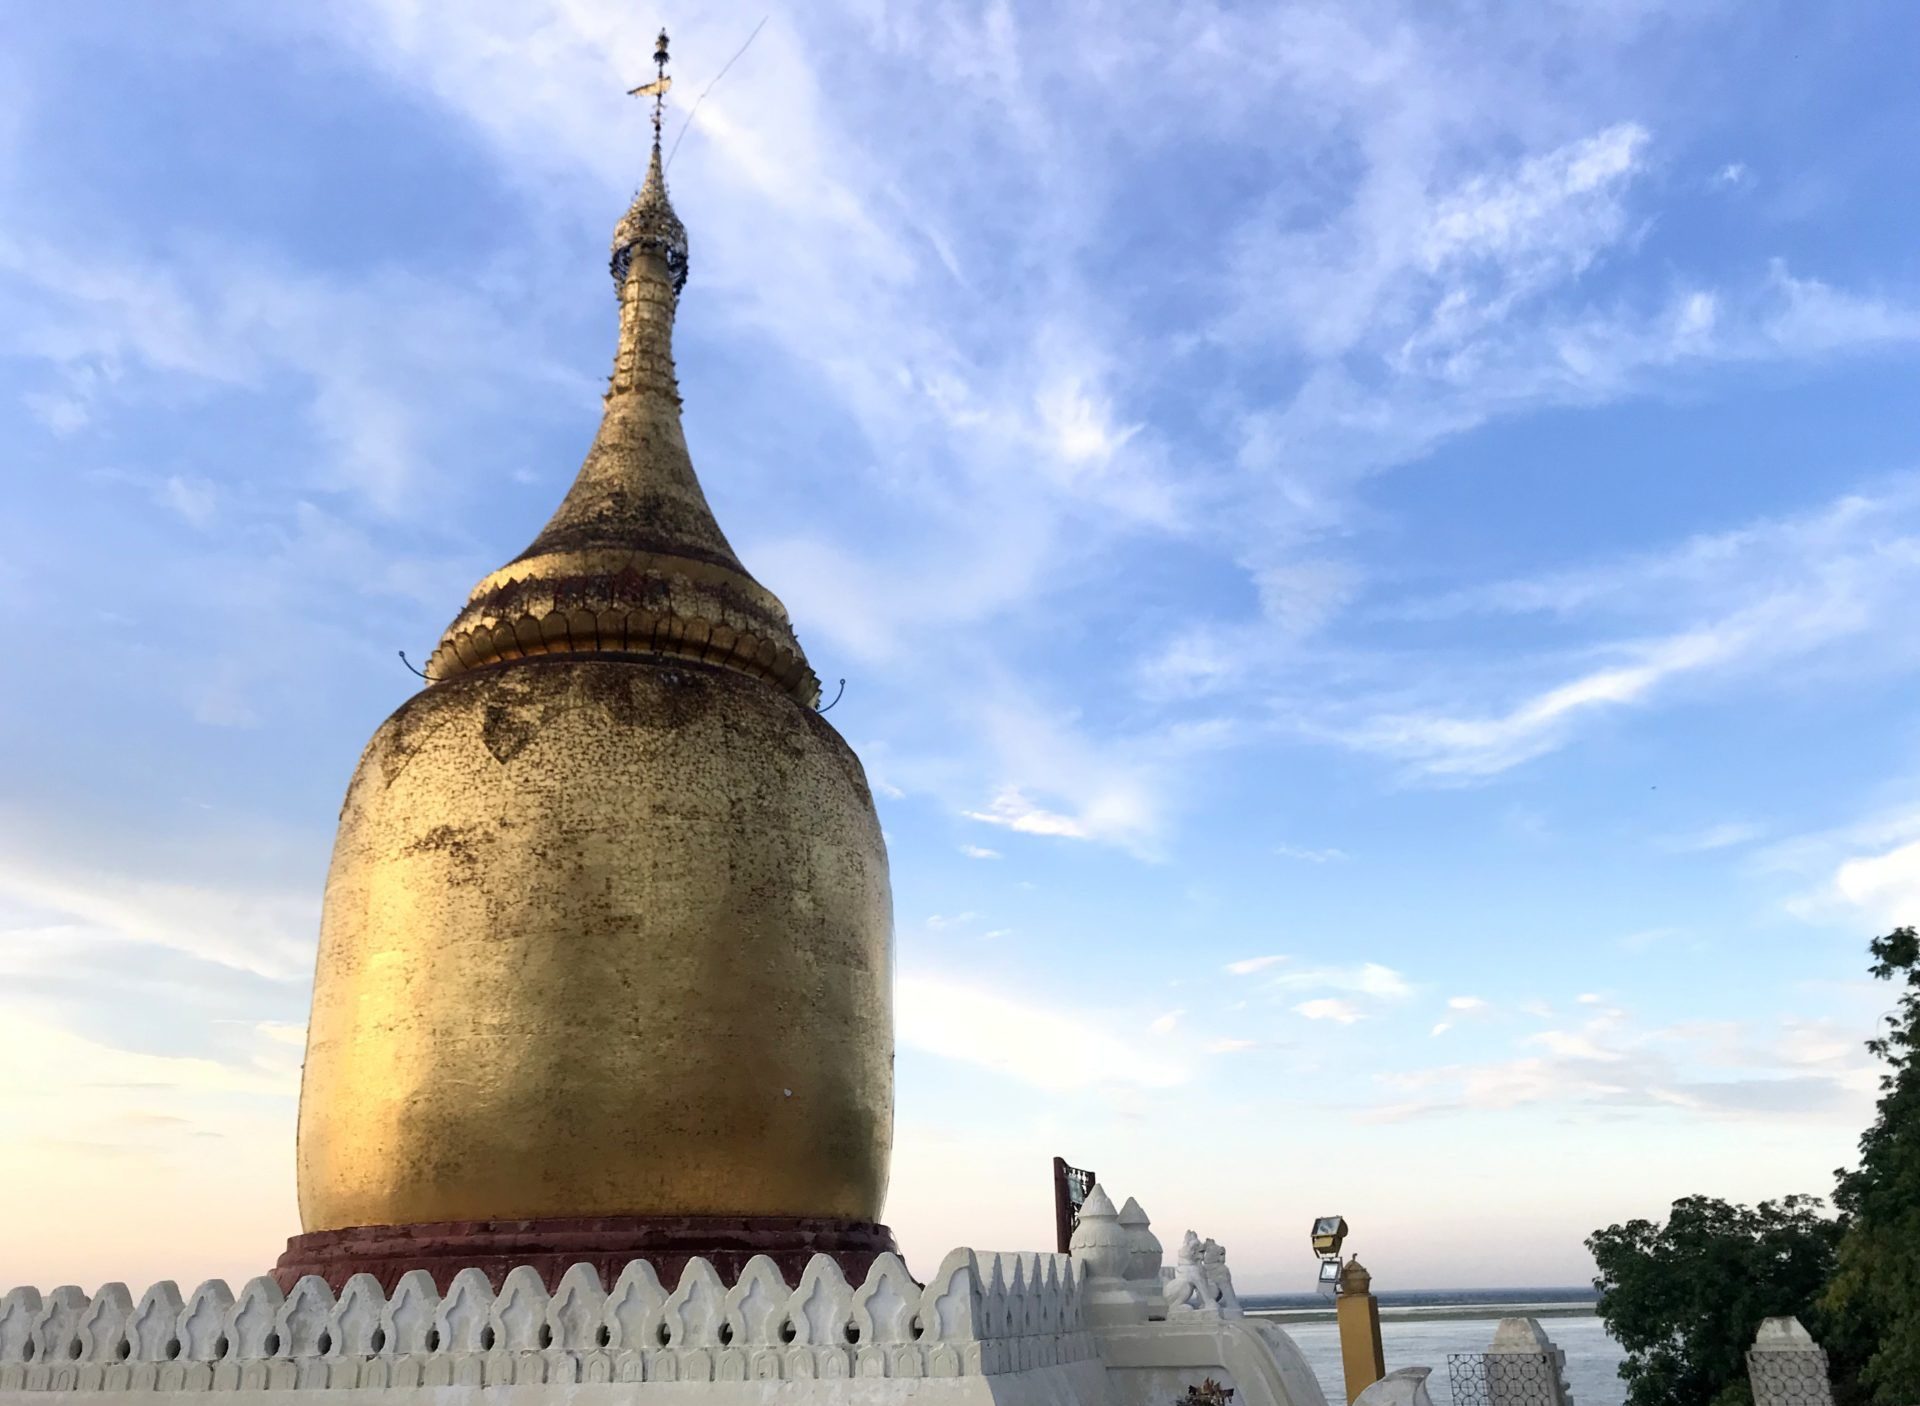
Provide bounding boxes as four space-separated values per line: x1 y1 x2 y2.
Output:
0 1201 1328 1406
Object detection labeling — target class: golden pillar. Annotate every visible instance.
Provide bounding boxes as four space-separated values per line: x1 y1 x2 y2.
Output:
277 83 894 1290
1335 1259 1387 1403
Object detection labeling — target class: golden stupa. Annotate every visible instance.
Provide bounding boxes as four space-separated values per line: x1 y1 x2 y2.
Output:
288 42 894 1280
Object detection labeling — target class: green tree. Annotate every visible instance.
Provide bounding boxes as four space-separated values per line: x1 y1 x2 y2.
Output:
1823 925 1920 1405
1587 1194 1841 1406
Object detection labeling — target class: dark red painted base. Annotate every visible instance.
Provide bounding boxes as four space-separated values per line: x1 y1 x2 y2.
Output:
273 1215 899 1293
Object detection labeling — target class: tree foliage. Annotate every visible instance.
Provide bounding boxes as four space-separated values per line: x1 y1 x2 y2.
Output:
1823 925 1920 1405
1586 927 1920 1406
1587 1194 1840 1406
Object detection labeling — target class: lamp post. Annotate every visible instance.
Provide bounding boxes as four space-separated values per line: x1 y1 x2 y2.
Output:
1310 1217 1385 1404
1335 1258 1386 1404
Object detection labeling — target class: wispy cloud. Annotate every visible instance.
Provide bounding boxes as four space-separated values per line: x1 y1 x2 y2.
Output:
964 788 1091 841
1226 954 1288 976
1296 998 1364 1025
1662 821 1766 854
1207 1037 1260 1054
1270 962 1413 1001
896 971 1187 1092
1275 844 1350 864
1433 993 1491 1035
1330 479 1920 776
1371 1006 1878 1123
0 819 314 981
1830 837 1920 928
0 229 580 517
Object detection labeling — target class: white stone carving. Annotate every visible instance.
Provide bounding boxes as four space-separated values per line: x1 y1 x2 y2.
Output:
1164 1232 1216 1318
0 1234 1306 1400
548 1263 606 1352
722 1256 787 1348
224 1277 283 1360
0 1289 41 1368
1073 1187 1147 1328
29 1286 87 1368
327 1275 385 1358
663 1257 727 1349
276 1276 334 1357
606 1259 668 1351
380 1271 438 1355
1748 1315 1835 1406
785 1257 852 1347
1355 1366 1435 1406
177 1281 231 1363
918 1249 981 1344
491 1266 549 1352
1483 1316 1572 1406
434 1268 493 1356
1118 1198 1162 1282
1117 1198 1165 1319
126 1282 182 1365
1199 1239 1242 1317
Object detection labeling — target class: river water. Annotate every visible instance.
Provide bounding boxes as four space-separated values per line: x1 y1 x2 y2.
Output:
1271 1313 1624 1405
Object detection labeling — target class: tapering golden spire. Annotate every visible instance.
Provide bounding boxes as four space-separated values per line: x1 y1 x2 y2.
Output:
425 30 818 704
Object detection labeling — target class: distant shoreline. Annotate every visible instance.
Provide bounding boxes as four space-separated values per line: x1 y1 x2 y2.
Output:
1249 1303 1599 1326
1240 1288 1599 1328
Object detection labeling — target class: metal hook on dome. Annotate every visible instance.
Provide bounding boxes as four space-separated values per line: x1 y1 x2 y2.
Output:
398 650 438 683
817 678 847 713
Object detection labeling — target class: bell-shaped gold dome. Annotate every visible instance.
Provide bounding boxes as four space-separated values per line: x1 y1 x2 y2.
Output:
293 133 892 1238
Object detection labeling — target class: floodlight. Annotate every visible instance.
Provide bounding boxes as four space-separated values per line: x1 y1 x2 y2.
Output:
1316 1258 1341 1285
1309 1215 1348 1256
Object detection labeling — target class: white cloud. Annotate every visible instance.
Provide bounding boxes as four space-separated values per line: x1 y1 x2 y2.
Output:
1149 1009 1184 1036
964 788 1089 839
1332 480 1920 777
1275 844 1350 864
1342 625 1745 777
1271 962 1413 1001
1420 122 1648 272
0 825 313 981
1448 995 1489 1012
1663 821 1765 853
1371 1007 1878 1123
896 971 1187 1092
1226 954 1288 976
1207 1037 1259 1054
1528 1028 1619 1061
1034 376 1142 468
0 228 576 517
1295 998 1364 1025
1832 837 1920 927
159 474 218 529
959 845 1002 860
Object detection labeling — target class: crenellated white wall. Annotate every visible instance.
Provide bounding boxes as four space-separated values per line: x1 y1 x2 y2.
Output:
0 1249 1096 1394
0 1203 1329 1406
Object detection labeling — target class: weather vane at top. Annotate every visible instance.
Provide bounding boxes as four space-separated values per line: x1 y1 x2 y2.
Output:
627 26 672 141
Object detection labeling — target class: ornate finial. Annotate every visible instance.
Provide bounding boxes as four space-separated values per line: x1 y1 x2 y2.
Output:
612 25 687 294
628 27 673 144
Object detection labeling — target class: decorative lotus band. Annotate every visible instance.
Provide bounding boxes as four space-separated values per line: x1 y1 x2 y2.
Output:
0 1249 1095 1393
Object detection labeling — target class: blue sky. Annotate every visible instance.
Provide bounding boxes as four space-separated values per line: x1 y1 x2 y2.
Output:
3 1 1918 1293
